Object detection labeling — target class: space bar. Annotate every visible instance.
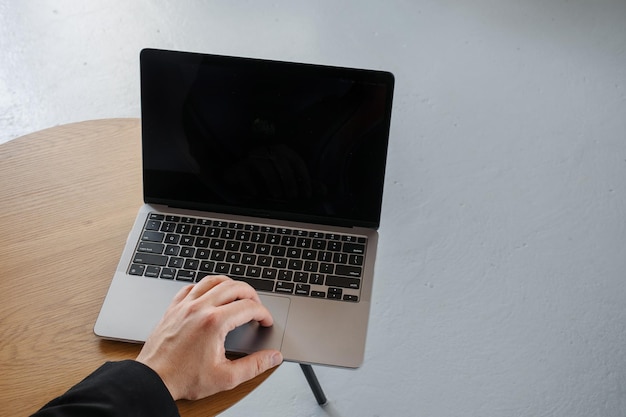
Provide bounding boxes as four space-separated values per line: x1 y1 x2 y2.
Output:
231 276 275 292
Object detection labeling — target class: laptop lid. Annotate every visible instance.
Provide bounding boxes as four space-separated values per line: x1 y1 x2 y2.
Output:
139 48 395 229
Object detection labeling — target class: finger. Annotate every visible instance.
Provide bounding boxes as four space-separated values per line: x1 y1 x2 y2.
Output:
218 298 274 330
171 283 195 304
222 350 283 390
187 274 230 299
195 277 262 306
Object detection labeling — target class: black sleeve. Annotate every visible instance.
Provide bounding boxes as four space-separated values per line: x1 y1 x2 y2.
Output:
31 360 180 417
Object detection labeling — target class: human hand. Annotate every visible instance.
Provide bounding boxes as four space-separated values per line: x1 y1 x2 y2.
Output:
135 275 283 401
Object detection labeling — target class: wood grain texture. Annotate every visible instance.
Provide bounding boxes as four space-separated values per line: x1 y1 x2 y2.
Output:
0 119 276 416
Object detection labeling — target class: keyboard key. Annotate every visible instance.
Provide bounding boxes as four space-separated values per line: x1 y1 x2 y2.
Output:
176 224 191 234
294 272 309 283
275 281 294 294
191 225 206 236
233 276 275 292
246 266 261 278
271 246 286 256
161 222 177 232
142 231 165 243
206 227 220 238
133 253 168 266
210 239 225 249
333 253 348 264
137 242 165 254
242 254 256 265
176 270 195 282
326 275 361 289
231 264 246 276
349 254 364 266
309 273 324 285
210 251 226 262
195 237 210 248
278 270 293 281
334 265 362 277
145 220 161 231
342 243 366 254
272 258 287 269
226 252 241 263
258 256 272 267
343 295 359 302
327 241 342 251
297 238 311 248
319 263 334 274
241 243 256 253
145 266 161 278
318 251 332 262
168 257 184 268
181 247 195 258
129 264 146 276
262 268 277 279
183 259 199 270
327 287 343 299
199 261 215 272
236 231 251 241
311 291 326 298
256 245 270 255
165 245 180 256
251 232 265 243
295 283 310 296
267 234 281 245
195 249 209 259
288 259 303 270
304 261 318 272
225 241 240 251
312 239 326 250
160 268 176 279
165 234 180 244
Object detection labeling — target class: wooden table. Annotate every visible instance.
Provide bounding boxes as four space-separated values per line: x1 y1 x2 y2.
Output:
0 119 277 416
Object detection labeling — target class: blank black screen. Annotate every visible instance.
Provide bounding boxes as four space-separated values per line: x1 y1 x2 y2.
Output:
140 49 394 228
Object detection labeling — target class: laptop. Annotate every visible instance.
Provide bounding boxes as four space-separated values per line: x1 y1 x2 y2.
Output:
94 48 395 368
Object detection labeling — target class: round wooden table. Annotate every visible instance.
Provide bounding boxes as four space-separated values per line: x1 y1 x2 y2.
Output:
0 119 277 416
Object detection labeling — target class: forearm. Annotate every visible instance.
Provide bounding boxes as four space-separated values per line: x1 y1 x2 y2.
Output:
31 360 179 417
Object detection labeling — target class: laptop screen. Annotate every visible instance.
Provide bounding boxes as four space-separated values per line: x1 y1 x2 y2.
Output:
140 49 394 228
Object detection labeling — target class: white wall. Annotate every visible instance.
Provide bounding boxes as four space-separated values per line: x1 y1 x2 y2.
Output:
2 1 625 415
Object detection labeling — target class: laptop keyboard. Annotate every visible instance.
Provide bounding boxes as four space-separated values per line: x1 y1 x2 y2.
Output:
127 212 366 302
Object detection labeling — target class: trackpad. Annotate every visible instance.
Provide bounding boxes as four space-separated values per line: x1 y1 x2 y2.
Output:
225 295 290 354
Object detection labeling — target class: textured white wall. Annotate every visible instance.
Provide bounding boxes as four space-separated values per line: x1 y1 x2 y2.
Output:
1 1 625 415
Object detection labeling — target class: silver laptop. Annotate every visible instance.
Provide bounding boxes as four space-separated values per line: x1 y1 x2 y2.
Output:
94 48 395 368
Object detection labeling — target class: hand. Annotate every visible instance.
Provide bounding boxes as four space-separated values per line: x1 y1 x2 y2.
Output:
135 275 283 401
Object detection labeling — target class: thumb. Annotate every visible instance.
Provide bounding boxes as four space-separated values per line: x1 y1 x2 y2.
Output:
229 350 283 385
